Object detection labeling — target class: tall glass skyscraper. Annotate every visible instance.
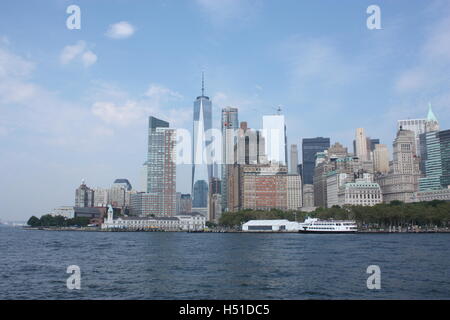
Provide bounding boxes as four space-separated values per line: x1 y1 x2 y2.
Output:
302 137 330 185
191 75 212 208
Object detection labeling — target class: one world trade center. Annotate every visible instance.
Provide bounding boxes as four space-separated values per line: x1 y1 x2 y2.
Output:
191 74 212 210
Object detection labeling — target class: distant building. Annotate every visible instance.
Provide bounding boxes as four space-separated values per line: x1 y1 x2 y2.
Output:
112 179 132 191
51 206 74 219
290 144 299 174
376 128 421 203
355 128 369 161
147 116 177 216
373 144 390 174
286 174 302 210
302 137 330 185
221 106 239 212
228 163 297 212
235 122 266 165
262 113 287 165
93 188 109 207
193 180 208 208
179 194 192 213
338 179 383 206
75 180 94 208
302 184 314 208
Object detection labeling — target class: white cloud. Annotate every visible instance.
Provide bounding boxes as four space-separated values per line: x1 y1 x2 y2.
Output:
145 84 183 100
91 84 186 128
106 21 135 39
195 0 261 26
60 41 97 67
92 101 146 126
82 50 98 67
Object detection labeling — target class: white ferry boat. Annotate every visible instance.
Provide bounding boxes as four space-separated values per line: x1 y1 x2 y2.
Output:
299 218 358 233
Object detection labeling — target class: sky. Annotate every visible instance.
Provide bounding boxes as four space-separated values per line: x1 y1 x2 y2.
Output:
1 0 450 221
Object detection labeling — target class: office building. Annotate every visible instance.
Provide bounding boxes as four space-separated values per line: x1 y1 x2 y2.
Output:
373 144 390 174
75 180 94 208
302 137 330 185
262 113 287 165
221 107 239 212
192 74 212 207
147 116 177 216
290 144 299 174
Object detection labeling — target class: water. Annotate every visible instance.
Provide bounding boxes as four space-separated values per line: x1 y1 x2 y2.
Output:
0 225 449 299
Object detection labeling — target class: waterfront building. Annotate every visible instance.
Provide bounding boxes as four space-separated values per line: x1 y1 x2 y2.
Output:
302 137 330 185
130 192 160 216
242 220 300 232
101 212 206 231
373 144 390 174
147 116 177 216
221 106 239 212
192 75 212 205
262 113 287 165
290 144 299 174
75 180 94 208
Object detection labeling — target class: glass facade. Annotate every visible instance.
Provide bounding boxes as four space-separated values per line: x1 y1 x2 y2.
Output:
192 93 212 208
302 137 330 185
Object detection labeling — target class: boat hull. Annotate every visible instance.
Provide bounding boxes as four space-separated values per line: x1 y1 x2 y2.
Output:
299 230 358 234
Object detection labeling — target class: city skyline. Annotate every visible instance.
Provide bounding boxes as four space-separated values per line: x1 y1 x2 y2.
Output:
2 0 450 220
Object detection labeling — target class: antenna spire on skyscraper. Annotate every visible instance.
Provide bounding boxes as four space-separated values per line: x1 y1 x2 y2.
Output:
201 71 205 96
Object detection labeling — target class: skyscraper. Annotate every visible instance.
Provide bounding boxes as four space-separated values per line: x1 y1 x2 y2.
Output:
375 128 421 203
397 104 439 157
289 144 299 174
262 114 287 165
355 128 369 161
147 116 176 216
373 144 389 174
75 180 94 208
221 106 239 212
302 137 330 185
192 74 212 209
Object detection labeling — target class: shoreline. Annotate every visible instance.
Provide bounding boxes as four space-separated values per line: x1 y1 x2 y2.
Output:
21 227 450 233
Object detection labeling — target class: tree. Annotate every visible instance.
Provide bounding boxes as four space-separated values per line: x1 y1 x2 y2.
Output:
27 216 41 227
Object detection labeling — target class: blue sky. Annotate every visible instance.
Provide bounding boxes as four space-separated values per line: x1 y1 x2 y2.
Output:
1 0 450 220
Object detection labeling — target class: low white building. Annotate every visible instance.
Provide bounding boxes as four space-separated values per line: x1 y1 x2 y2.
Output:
242 219 300 232
101 206 206 231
